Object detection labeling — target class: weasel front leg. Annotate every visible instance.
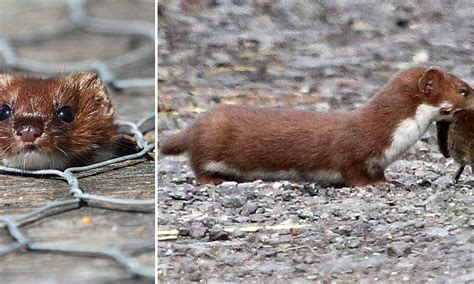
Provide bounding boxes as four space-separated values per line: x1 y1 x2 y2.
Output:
189 157 225 185
195 174 224 185
344 168 387 187
351 176 387 187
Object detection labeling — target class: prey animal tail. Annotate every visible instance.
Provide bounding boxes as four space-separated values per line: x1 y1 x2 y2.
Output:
159 131 189 155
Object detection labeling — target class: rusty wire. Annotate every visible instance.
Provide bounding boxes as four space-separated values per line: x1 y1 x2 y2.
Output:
0 0 155 279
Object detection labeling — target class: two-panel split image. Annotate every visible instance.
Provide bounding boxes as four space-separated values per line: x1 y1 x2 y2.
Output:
0 0 472 283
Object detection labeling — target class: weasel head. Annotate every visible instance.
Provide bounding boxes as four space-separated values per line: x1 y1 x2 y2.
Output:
0 73 118 170
415 67 473 120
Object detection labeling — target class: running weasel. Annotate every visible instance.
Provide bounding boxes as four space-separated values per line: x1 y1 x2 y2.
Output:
161 67 474 186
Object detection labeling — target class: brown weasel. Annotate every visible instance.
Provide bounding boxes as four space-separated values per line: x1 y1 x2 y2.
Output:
437 89 474 183
160 67 474 186
0 73 118 170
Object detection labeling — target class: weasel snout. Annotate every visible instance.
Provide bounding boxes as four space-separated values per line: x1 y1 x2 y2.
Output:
16 124 44 143
14 116 45 143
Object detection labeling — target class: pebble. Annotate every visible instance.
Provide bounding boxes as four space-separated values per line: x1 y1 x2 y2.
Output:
221 195 248 208
281 191 294 201
334 225 352 236
237 182 256 190
387 242 412 257
240 202 258 216
297 209 314 220
347 239 361 248
171 201 185 210
303 184 319 196
189 221 208 239
426 227 449 238
231 228 246 238
220 181 238 188
212 51 232 66
169 190 193 201
468 219 474 228
272 182 282 191
208 226 230 241
178 227 190 236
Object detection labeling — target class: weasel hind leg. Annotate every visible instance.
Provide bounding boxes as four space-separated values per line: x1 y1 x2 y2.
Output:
344 168 386 187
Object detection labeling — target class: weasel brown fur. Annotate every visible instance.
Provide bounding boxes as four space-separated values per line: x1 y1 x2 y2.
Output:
0 73 119 170
161 67 474 186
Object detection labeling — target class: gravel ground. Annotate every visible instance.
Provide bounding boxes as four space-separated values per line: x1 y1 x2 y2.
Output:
157 0 473 282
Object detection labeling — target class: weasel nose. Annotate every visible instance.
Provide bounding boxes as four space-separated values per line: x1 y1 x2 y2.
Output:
17 125 43 143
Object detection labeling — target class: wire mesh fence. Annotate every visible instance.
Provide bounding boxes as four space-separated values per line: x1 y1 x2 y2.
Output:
0 0 155 280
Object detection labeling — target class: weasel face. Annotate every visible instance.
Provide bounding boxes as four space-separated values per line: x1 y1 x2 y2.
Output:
0 73 118 170
417 67 474 120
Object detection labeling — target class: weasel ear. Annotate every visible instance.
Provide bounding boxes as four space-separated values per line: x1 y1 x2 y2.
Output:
69 72 115 117
418 67 444 96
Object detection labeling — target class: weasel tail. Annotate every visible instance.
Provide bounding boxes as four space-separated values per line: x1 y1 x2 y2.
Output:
160 131 188 155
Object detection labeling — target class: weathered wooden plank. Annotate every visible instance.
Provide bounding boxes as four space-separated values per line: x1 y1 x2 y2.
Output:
0 160 155 283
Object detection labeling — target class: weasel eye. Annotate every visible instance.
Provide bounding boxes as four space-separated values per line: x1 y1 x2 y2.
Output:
0 105 12 121
459 90 469 97
57 106 74 123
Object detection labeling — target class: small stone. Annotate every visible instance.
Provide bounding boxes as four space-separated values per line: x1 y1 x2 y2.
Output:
350 19 373 32
297 209 314 220
281 191 294 201
414 221 425 228
221 195 247 208
282 182 297 191
250 214 266 222
237 182 255 190
171 201 184 210
272 182 282 191
332 209 343 217
208 226 229 241
177 227 190 236
220 181 238 188
241 202 258 216
303 254 315 264
387 242 411 257
334 225 352 236
169 190 193 201
185 176 195 184
347 239 361 248
468 219 474 228
386 216 397 223
426 227 449 238
334 237 345 250
468 234 474 243
212 51 232 66
231 228 246 238
303 184 319 196
189 221 208 239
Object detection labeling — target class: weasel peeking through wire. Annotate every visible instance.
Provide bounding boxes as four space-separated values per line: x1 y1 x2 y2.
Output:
0 73 119 170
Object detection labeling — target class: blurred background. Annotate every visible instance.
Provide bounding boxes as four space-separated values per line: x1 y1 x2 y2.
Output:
0 0 155 283
158 0 473 282
158 0 472 120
